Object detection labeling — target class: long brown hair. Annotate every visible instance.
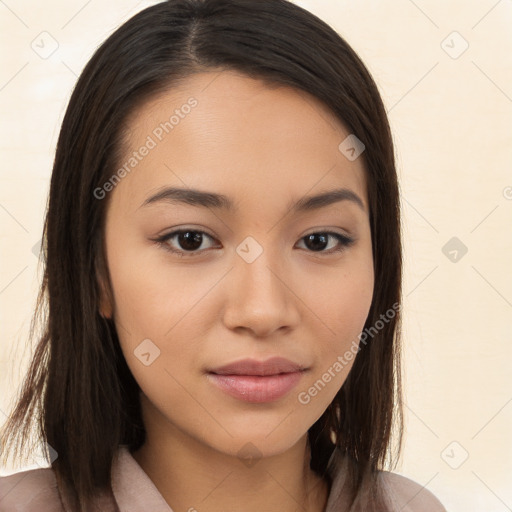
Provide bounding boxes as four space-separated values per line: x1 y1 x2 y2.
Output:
0 1 403 510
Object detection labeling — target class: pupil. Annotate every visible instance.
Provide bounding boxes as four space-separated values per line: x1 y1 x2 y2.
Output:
306 233 327 251
179 231 202 251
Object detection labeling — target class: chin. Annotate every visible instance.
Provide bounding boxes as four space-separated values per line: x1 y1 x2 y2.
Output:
202 423 310 461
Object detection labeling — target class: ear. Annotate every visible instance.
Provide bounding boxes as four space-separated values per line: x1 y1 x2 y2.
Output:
98 278 113 319
96 258 113 319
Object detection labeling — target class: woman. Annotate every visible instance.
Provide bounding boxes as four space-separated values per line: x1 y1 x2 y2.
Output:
0 1 446 510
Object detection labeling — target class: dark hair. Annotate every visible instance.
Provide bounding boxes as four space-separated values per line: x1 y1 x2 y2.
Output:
1 0 403 510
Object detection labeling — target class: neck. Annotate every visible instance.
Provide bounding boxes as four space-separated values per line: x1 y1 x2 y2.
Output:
132 407 329 512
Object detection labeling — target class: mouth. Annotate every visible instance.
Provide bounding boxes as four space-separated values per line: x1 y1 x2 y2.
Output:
206 357 308 403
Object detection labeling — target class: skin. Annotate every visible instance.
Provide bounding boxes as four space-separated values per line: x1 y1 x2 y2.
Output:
99 70 374 512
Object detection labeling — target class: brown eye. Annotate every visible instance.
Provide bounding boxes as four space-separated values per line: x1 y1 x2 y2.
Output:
155 230 217 257
297 232 354 254
153 229 354 258
174 231 204 251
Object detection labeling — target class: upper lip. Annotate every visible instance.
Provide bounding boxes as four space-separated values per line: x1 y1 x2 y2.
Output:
209 357 307 376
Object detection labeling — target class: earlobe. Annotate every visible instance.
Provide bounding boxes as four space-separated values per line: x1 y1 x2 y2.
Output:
96 258 113 319
99 294 112 319
98 279 113 319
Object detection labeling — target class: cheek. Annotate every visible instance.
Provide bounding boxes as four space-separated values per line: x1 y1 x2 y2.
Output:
310 255 374 347
106 249 204 418
105 232 218 400
296 295 373 419
300 254 374 402
105 221 208 338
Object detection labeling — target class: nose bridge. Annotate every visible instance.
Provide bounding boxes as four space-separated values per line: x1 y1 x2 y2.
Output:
222 234 299 335
235 234 286 300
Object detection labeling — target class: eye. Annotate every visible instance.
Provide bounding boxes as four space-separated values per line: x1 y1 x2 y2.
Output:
153 229 218 257
152 229 355 258
296 231 355 255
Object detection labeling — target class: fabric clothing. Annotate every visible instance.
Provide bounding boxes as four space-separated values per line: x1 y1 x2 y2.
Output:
0 445 446 511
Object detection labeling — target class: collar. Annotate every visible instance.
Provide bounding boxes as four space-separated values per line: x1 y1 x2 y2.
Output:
111 445 173 511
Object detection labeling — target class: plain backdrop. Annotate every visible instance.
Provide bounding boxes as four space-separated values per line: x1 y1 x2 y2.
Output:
1 1 511 511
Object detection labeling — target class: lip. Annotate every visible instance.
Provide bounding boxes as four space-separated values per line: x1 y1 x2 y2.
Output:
209 356 306 376
207 357 308 403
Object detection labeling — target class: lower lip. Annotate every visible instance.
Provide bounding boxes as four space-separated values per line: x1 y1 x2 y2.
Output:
207 371 305 403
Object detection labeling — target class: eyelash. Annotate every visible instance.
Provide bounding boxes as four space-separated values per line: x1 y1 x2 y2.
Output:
152 229 355 258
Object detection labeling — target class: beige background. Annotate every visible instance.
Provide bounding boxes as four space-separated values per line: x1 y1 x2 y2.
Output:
1 1 511 510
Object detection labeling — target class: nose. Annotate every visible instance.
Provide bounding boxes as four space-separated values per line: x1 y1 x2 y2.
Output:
221 246 301 338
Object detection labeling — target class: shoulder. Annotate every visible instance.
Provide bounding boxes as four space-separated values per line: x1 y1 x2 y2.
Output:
0 467 64 511
377 470 447 512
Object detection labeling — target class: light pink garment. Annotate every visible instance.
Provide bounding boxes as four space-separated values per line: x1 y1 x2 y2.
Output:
0 445 446 511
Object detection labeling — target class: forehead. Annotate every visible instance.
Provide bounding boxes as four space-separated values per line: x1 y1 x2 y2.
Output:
110 70 368 216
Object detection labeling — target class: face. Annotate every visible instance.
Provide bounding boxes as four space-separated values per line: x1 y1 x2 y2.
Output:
99 70 374 459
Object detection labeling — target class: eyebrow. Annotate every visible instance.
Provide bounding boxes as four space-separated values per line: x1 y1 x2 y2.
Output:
139 186 366 214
